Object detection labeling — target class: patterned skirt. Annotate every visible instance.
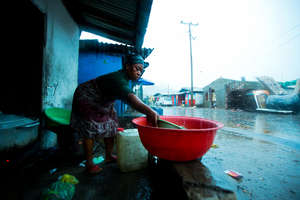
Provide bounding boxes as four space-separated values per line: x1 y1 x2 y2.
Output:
70 80 118 139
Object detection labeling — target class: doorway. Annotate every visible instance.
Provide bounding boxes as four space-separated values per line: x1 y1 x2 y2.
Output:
1 1 45 119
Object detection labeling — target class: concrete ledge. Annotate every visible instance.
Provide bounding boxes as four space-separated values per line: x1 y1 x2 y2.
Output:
172 160 237 200
150 157 237 200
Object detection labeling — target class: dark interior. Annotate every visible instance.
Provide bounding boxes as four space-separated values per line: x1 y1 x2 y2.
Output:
0 1 45 119
227 89 257 111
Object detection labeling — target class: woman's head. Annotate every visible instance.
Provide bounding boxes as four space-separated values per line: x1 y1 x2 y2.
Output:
124 55 145 81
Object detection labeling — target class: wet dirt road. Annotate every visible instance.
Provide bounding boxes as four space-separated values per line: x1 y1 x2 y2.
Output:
14 107 300 200
163 106 300 200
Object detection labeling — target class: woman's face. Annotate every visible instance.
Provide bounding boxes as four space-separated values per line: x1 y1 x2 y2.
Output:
126 63 144 81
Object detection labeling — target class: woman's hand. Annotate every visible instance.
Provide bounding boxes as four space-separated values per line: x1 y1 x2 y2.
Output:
147 110 159 127
127 93 160 127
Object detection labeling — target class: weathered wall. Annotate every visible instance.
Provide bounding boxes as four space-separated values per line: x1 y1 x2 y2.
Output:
194 92 204 106
33 0 80 110
203 78 234 108
203 78 265 108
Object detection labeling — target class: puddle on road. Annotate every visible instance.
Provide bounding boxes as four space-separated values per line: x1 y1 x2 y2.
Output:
162 107 300 142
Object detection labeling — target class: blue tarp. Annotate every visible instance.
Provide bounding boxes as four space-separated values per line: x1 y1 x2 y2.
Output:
136 78 154 86
266 93 300 112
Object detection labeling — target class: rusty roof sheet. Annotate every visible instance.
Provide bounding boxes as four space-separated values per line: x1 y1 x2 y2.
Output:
80 39 153 59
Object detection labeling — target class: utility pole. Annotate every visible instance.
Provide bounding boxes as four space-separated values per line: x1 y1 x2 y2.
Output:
181 21 198 106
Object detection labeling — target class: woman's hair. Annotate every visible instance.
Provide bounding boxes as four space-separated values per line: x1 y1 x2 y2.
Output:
122 55 149 77
124 54 144 65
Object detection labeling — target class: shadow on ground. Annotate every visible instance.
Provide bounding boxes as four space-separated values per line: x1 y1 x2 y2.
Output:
2 148 189 200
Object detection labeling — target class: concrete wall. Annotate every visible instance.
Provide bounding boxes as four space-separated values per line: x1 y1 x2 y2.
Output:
203 78 265 108
203 78 234 108
194 93 204 106
33 0 80 110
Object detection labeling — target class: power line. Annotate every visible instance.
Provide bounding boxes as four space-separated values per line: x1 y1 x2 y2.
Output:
278 32 300 47
279 24 300 37
269 24 300 48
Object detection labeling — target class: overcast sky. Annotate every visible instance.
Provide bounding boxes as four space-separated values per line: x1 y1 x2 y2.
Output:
81 0 300 96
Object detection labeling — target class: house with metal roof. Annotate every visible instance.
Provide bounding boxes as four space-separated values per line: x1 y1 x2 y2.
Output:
153 87 204 107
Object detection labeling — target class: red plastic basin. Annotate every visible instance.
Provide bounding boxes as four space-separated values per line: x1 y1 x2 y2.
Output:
132 116 224 161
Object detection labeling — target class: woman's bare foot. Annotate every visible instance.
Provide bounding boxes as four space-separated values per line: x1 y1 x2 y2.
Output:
86 164 103 174
105 154 117 163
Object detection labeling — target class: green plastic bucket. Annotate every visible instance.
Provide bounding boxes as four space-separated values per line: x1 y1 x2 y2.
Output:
45 107 71 127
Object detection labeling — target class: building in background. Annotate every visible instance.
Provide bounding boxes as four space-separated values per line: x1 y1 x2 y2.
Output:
153 87 204 107
134 78 155 101
203 77 264 109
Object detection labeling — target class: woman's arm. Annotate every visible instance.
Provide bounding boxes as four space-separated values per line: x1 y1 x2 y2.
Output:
127 93 159 127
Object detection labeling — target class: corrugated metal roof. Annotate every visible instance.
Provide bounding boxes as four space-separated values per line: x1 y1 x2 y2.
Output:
63 0 153 50
80 39 153 59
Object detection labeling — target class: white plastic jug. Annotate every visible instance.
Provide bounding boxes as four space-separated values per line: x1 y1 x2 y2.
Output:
117 129 148 172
